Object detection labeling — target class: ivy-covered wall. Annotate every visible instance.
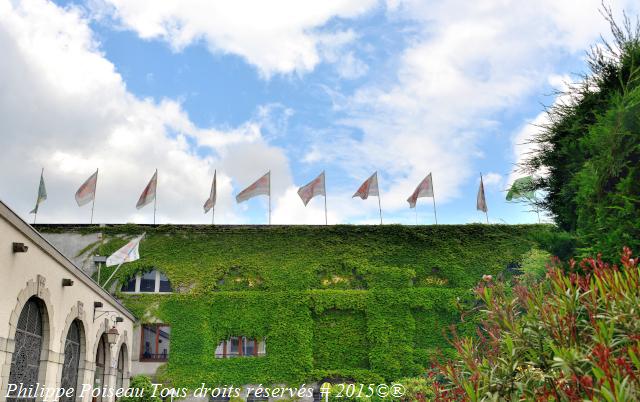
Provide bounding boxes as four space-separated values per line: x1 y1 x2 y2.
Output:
37 224 572 388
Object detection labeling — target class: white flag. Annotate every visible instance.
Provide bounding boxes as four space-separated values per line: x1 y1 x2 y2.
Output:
236 172 270 203
204 170 217 213
353 172 379 200
297 171 325 206
477 175 488 213
136 170 157 209
106 235 144 267
407 173 434 208
75 170 98 206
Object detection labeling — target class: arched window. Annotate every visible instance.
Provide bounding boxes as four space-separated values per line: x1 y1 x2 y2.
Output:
60 320 81 402
116 345 126 391
121 270 172 293
7 298 44 402
93 334 107 402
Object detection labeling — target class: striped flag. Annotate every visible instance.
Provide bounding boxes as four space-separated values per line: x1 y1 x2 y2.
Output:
204 170 217 213
236 172 270 203
407 173 433 208
352 172 379 200
297 171 325 206
106 234 144 267
136 170 157 209
477 175 488 213
75 170 98 206
29 169 47 214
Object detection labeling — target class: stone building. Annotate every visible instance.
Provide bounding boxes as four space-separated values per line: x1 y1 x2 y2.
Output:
0 200 135 402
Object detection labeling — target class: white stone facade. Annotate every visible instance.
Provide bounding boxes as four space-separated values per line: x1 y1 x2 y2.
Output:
0 201 135 402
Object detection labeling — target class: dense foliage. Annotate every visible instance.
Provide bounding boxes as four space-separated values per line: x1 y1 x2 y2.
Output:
117 376 162 402
37 223 567 387
523 13 640 259
435 247 640 401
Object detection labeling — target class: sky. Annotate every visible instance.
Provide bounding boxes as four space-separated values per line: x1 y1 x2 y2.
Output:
0 0 638 225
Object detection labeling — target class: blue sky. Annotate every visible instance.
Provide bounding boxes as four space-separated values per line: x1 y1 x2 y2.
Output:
1 0 638 224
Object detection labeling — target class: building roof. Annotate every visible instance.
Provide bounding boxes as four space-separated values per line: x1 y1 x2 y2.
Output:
0 200 135 320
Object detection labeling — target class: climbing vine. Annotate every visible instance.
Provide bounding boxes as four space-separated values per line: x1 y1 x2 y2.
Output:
38 224 571 388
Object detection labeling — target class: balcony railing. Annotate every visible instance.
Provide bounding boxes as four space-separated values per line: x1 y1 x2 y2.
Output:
140 352 168 362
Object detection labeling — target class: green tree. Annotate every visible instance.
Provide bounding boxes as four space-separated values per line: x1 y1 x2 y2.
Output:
523 10 640 258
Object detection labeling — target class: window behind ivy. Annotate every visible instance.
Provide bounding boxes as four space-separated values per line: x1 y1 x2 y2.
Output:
159 272 172 292
215 337 265 358
140 271 156 292
141 324 170 361
121 277 136 292
121 270 173 293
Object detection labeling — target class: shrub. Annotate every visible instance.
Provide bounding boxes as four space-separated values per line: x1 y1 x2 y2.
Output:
434 247 640 401
519 248 551 287
118 375 162 402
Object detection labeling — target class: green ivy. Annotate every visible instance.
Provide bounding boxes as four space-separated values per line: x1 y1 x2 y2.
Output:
37 224 569 388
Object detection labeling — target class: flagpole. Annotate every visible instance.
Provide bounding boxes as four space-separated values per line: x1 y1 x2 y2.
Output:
212 170 217 225
90 168 98 225
324 171 328 225
102 261 124 289
415 203 418 225
153 169 157 225
268 170 271 225
431 175 438 225
377 195 383 225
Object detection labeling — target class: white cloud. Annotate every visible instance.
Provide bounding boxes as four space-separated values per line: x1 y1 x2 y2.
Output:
0 0 292 224
482 172 504 189
93 0 378 77
3 0 640 226
507 73 576 186
271 187 330 225
308 0 640 220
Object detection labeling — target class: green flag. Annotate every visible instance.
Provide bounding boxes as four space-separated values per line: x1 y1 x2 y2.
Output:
30 169 47 214
506 176 535 201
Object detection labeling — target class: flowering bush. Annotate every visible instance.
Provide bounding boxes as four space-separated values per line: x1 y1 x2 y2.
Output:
434 247 640 401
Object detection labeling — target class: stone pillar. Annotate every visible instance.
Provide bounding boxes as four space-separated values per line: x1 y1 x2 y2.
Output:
0 335 15 400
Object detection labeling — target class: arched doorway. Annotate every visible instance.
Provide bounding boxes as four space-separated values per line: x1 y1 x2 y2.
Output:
115 344 127 392
93 334 108 402
7 297 46 402
60 320 82 401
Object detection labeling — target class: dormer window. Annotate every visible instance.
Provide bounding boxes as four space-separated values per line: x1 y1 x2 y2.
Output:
120 269 172 293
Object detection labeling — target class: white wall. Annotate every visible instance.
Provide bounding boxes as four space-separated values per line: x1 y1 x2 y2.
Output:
0 209 135 402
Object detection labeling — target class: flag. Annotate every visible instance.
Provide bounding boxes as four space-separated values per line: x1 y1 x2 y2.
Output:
204 170 217 213
106 234 144 267
506 176 535 201
136 170 157 209
75 170 98 206
407 173 433 208
236 171 270 203
298 171 325 206
353 172 379 200
29 170 47 214
477 175 488 213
